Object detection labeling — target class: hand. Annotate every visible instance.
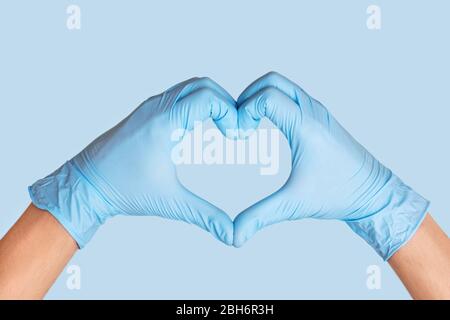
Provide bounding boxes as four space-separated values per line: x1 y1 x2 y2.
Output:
3 74 447 300
233 72 429 260
29 77 238 247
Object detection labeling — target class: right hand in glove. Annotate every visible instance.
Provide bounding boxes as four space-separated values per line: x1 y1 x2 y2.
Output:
233 72 429 260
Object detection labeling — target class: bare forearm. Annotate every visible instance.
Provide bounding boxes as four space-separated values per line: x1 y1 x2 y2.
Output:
0 204 77 299
389 214 450 299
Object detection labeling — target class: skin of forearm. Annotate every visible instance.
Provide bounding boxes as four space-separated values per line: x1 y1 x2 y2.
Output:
0 207 448 300
0 204 77 299
388 214 450 299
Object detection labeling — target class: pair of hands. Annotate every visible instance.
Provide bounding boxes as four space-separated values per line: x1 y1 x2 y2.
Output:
29 72 429 260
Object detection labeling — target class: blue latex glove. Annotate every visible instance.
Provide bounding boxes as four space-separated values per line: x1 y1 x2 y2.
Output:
234 72 429 260
29 77 237 248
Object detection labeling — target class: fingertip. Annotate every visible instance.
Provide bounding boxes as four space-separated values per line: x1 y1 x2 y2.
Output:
232 229 249 248
237 71 284 104
214 105 239 140
223 233 234 246
208 210 234 246
218 221 234 246
232 229 253 248
237 105 260 136
232 214 257 248
232 239 245 248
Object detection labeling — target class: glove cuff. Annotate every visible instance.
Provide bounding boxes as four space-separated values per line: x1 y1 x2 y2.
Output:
29 160 112 248
346 175 429 260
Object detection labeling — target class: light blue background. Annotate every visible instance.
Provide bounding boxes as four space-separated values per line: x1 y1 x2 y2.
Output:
0 0 448 299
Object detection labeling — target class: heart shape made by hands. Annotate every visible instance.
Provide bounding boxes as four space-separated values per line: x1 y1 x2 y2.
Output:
176 118 292 221
29 71 427 260
173 70 410 253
